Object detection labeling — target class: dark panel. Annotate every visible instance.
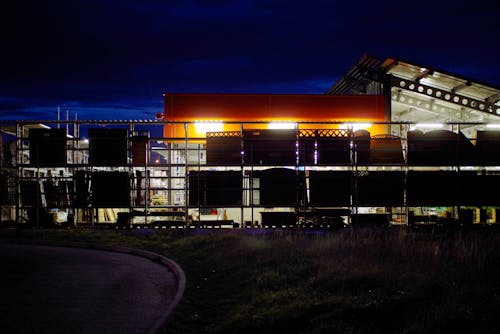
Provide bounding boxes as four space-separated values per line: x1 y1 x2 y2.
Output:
188 172 200 206
131 136 148 165
458 208 474 226
407 130 475 166
476 131 500 165
317 137 351 165
0 174 7 205
244 129 296 165
407 130 454 165
91 172 130 207
455 172 500 206
188 171 242 206
43 181 58 207
472 174 500 206
309 170 351 207
350 213 390 227
261 212 297 227
353 130 370 165
89 128 128 166
298 137 316 165
355 171 405 206
456 131 477 165
206 135 241 165
407 171 458 206
20 181 41 207
29 129 66 166
74 171 88 207
369 135 404 165
406 130 426 165
256 168 306 206
458 172 481 206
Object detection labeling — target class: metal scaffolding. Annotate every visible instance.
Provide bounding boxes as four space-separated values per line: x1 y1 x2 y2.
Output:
1 119 499 228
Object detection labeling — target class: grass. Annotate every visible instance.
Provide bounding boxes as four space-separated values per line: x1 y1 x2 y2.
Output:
1 227 500 333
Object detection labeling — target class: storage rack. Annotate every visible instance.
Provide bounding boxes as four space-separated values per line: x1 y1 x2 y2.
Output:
1 119 499 228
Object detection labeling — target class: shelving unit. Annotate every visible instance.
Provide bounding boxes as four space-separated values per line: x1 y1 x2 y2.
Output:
0 119 498 228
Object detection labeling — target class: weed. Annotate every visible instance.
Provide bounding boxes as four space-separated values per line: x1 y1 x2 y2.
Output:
1 228 500 333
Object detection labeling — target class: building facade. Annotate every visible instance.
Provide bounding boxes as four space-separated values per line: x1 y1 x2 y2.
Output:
1 56 499 227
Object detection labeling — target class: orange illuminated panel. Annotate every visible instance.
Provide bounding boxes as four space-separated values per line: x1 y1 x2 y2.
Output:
162 93 386 139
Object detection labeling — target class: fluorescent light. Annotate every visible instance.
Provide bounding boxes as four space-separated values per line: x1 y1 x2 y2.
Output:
268 122 297 129
415 123 443 128
486 124 500 129
342 123 372 131
194 121 223 133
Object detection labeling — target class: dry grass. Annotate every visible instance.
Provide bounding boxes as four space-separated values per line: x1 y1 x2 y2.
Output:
1 227 500 333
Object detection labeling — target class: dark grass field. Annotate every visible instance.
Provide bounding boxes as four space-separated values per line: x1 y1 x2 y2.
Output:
1 227 500 334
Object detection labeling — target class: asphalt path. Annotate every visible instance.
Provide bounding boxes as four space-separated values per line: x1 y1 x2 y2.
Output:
0 243 179 334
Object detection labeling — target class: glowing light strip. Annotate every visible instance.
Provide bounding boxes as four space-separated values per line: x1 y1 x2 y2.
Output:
194 120 224 133
341 123 372 131
415 123 443 128
267 122 297 129
486 124 500 128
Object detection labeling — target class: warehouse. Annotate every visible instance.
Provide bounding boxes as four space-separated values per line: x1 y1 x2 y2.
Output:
1 55 499 227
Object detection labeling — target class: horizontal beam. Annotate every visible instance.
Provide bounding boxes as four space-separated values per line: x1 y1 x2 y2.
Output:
391 76 499 117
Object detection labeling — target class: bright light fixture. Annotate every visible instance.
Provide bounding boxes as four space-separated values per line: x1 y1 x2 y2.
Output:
267 122 297 129
342 123 372 131
415 123 443 129
194 121 223 133
486 124 500 129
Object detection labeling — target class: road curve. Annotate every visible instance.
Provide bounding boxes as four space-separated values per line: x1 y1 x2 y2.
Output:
0 243 182 334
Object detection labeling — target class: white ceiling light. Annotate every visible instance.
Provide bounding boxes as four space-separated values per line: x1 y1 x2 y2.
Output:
342 123 372 131
194 120 223 133
486 124 500 129
415 123 444 129
267 122 297 129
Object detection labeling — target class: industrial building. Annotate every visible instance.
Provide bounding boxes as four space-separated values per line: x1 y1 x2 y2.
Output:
1 55 499 228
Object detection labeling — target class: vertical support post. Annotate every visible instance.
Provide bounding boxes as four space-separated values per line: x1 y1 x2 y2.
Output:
240 122 244 228
351 128 358 219
383 74 393 134
128 121 134 225
197 142 201 227
35 145 40 227
184 122 189 225
15 123 20 225
144 130 149 226
403 122 409 226
250 129 254 227
0 128 2 225
167 123 172 207
66 110 69 137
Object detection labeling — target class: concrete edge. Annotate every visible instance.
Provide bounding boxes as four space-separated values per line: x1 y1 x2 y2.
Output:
2 240 186 334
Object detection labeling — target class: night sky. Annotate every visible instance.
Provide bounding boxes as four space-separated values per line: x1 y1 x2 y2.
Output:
2 0 499 120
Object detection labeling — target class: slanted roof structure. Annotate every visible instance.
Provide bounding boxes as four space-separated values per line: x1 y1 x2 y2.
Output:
327 55 500 135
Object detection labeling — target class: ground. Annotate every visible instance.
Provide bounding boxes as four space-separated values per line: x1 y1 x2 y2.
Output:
1 226 499 334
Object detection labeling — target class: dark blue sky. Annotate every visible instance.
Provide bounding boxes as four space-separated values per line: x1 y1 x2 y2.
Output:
1 0 499 120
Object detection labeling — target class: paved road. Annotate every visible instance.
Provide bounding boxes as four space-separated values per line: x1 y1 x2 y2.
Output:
0 243 178 334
